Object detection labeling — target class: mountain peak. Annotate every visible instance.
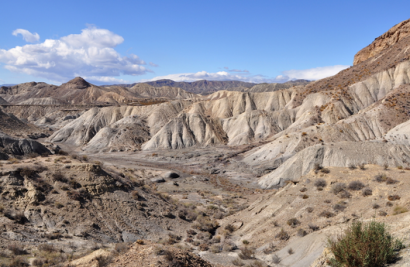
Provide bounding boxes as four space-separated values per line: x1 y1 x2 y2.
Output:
64 77 91 89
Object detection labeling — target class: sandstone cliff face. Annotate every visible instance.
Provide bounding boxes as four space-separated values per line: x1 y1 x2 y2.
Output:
354 18 410 65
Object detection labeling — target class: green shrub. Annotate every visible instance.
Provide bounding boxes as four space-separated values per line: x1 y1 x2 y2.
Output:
327 221 403 267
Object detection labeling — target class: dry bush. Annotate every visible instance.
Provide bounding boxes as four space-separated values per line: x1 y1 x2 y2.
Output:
372 203 381 209
178 209 197 222
388 195 401 201
69 180 82 189
263 243 276 254
95 255 113 267
131 191 141 200
386 178 398 185
378 211 387 217
199 243 209 251
300 187 307 192
113 243 129 255
238 246 255 260
301 194 309 199
19 167 38 178
339 190 352 199
287 218 301 228
362 188 372 196
359 163 366 170
375 173 388 182
32 258 46 267
288 248 294 255
4 211 28 224
321 168 330 174
297 228 307 237
333 204 346 212
313 163 322 173
225 224 235 233
332 183 347 195
314 178 327 188
348 181 364 191
232 258 245 266
383 163 389 170
309 224 319 231
52 171 68 183
319 211 335 218
306 207 314 213
348 164 356 170
386 201 393 207
8 244 27 255
275 229 289 240
192 216 219 233
55 202 64 209
324 199 332 204
8 257 29 267
393 206 408 215
272 254 281 264
38 243 55 252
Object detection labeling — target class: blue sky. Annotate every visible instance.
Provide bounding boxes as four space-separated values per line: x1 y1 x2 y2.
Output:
1 0 409 85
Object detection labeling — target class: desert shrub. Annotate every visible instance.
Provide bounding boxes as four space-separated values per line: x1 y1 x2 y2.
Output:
238 246 255 260
199 243 209 251
95 255 113 267
8 257 29 267
32 258 46 267
321 168 330 174
393 206 408 215
339 190 352 199
275 229 289 240
69 180 81 189
314 178 327 188
297 228 307 237
359 163 366 170
348 181 364 191
67 190 82 201
372 203 380 209
301 194 309 199
38 243 55 252
324 199 332 204
8 244 27 255
309 224 319 231
210 244 222 253
225 224 235 233
263 243 276 254
306 207 314 213
375 173 388 182
242 240 249 245
383 163 389 170
319 211 335 218
300 187 307 192
287 218 300 228
327 221 403 267
362 188 372 196
178 209 197 222
82 155 88 161
272 254 281 264
348 164 356 170
386 201 393 207
131 191 141 200
19 167 38 178
386 178 398 185
192 216 219 233
214 212 224 219
332 183 347 195
55 202 64 209
333 204 346 212
52 171 67 183
288 248 294 254
232 258 245 266
397 165 403 170
388 195 401 201
113 243 129 255
4 211 28 224
378 211 387 217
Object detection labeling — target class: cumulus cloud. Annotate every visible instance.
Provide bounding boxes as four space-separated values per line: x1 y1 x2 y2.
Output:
12 29 40 43
278 65 349 81
223 67 249 73
1 26 150 83
143 71 272 83
144 64 349 84
149 62 159 67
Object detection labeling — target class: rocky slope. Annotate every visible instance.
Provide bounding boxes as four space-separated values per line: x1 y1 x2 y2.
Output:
354 18 410 65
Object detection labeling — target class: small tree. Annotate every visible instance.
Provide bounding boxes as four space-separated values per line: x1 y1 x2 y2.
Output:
327 221 403 267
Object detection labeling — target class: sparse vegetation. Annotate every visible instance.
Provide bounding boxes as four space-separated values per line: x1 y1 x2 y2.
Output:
319 211 335 218
327 221 403 267
362 188 372 196
388 195 401 201
332 183 346 194
348 181 364 191
348 164 356 170
375 173 388 182
275 229 289 240
314 178 327 188
238 246 255 260
272 254 281 264
309 224 319 231
393 206 408 215
287 218 300 228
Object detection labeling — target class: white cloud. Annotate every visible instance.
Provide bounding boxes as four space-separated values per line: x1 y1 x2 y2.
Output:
12 29 40 43
143 65 349 84
278 65 349 81
82 76 130 84
149 62 159 67
1 26 150 82
142 71 273 83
